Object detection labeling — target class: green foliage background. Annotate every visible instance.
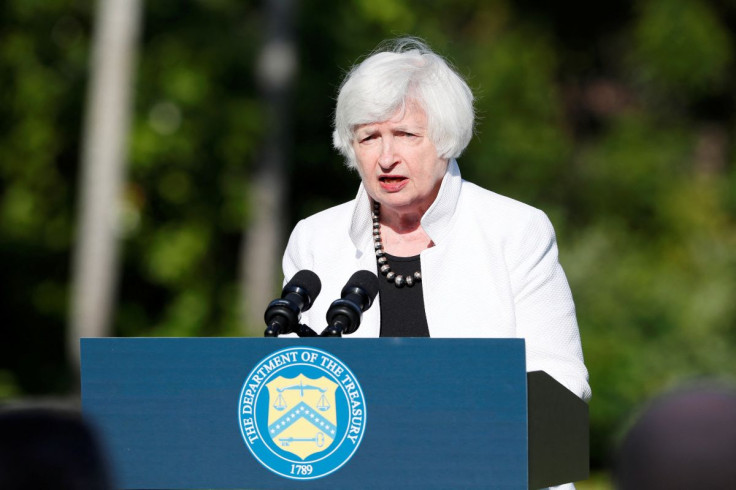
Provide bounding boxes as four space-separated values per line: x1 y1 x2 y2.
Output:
2 0 736 479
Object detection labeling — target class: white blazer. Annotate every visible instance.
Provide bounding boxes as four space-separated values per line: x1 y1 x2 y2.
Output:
283 159 591 402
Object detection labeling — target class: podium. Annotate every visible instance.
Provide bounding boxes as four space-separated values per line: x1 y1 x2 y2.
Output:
81 338 588 489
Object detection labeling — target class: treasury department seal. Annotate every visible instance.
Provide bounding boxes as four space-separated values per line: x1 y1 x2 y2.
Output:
238 346 367 480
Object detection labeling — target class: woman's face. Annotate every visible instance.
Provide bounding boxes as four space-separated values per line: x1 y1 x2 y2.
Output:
352 102 448 218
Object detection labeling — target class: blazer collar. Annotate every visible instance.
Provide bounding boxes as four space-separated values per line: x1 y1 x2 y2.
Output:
349 159 463 250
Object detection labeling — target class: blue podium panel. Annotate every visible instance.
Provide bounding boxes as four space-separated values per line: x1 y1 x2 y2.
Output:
81 338 528 489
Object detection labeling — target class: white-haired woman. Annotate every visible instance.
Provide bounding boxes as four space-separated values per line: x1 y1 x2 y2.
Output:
283 39 591 405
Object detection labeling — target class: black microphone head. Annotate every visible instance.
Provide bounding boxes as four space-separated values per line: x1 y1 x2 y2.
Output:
341 270 379 306
283 270 322 311
323 270 379 336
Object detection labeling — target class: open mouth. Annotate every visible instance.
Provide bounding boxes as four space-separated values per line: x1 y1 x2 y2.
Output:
379 176 406 183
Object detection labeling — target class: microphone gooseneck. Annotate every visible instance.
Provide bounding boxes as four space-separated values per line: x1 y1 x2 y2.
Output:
263 270 322 337
322 270 379 337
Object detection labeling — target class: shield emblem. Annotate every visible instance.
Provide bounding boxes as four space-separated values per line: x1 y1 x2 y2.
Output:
266 374 338 460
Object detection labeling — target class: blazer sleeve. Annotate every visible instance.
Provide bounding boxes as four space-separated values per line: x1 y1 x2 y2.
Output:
508 209 591 401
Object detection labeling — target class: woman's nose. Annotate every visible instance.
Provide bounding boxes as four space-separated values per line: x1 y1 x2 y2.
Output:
377 138 396 167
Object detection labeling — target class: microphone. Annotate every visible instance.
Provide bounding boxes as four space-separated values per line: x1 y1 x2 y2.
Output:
322 270 379 337
263 270 322 337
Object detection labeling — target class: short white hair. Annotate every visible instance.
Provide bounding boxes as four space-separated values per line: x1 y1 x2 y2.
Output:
333 38 475 169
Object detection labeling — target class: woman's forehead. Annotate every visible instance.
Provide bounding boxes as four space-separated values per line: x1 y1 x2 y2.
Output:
353 103 427 132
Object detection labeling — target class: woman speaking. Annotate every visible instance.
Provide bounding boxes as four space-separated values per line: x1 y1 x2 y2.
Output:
282 38 590 404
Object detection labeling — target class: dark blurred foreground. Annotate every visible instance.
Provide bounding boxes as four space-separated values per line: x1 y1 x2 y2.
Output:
0 405 115 490
614 382 736 490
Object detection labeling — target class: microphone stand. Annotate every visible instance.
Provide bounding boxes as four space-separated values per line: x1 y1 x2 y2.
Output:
321 318 350 337
264 323 318 337
295 324 318 337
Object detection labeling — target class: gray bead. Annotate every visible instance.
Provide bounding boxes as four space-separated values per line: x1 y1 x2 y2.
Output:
394 275 405 287
386 271 396 281
380 264 391 275
377 256 387 264
414 271 422 281
405 275 414 286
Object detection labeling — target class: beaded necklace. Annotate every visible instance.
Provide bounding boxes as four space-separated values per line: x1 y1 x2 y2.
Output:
372 202 422 288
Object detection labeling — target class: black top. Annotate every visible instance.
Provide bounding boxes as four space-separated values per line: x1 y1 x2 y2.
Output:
378 254 430 337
